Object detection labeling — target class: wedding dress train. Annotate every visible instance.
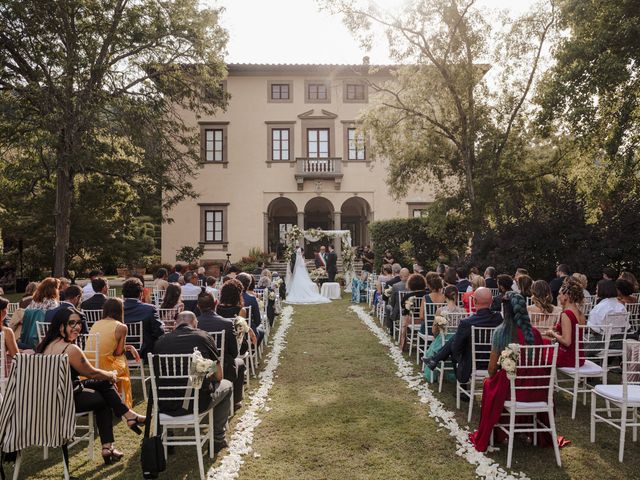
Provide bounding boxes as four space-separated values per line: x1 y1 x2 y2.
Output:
285 248 331 305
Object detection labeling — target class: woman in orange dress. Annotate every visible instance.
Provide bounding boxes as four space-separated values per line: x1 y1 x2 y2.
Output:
89 298 140 408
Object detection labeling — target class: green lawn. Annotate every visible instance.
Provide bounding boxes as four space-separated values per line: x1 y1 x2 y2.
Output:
7 296 639 479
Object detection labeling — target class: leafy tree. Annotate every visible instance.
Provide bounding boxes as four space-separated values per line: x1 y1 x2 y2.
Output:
323 0 560 229
0 0 228 275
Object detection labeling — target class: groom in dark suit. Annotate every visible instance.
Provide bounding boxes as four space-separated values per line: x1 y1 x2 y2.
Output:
326 245 338 282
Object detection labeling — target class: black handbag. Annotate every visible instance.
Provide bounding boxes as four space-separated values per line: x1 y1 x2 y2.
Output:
141 384 166 479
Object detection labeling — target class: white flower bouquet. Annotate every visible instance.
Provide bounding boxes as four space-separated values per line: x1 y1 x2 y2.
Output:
189 347 215 389
258 299 265 310
404 295 416 311
309 267 328 282
433 315 448 333
268 291 276 300
384 286 393 297
498 343 520 380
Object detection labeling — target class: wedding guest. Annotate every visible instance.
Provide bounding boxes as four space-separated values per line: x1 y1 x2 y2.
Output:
483 267 498 289
0 297 20 373
351 270 369 303
236 273 264 344
515 274 533 299
588 279 627 335
361 246 375 273
167 264 183 283
382 250 395 266
423 288 503 386
376 265 393 294
619 271 639 293
82 269 103 301
45 285 88 333
122 278 164 358
257 269 272 289
58 277 71 301
399 273 427 351
216 279 256 352
544 276 586 368
462 275 485 313
385 268 409 332
160 284 184 312
602 266 618 281
443 268 458 288
89 298 138 408
527 280 561 317
197 292 245 408
491 274 513 311
571 273 591 302
80 277 109 311
130 273 152 304
412 257 424 274
616 279 636 305
197 266 206 283
26 277 60 311
205 276 219 296
550 264 570 304
383 264 402 300
37 307 146 464
152 311 233 455
456 267 472 293
153 268 169 291
19 282 38 309
511 268 529 293
436 263 447 279
181 271 203 296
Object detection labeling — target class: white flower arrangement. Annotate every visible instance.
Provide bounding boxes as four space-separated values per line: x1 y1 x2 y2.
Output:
433 315 448 333
268 291 276 300
384 286 393 297
498 343 520 380
189 347 215 389
258 299 265 310
309 267 328 282
404 295 417 311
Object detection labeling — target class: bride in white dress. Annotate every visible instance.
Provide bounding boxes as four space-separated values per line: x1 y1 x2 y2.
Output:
285 247 331 304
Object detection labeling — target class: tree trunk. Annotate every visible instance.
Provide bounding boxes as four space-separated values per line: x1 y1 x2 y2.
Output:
53 164 74 276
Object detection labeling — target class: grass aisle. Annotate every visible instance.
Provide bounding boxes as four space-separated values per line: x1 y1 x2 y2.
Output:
238 297 477 480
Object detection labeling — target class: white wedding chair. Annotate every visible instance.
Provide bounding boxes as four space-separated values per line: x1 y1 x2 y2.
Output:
458 326 496 422
81 309 102 329
529 312 561 331
126 322 149 400
152 289 166 307
626 302 640 333
0 331 6 396
107 288 117 298
416 302 447 364
591 340 640 462
556 324 612 419
6 302 18 320
579 301 594 318
147 353 214 480
489 288 499 298
404 293 424 360
604 311 630 373
158 307 180 333
433 312 467 392
492 343 561 468
36 321 50 343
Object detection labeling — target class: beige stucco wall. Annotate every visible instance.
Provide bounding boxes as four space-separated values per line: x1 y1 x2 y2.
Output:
162 66 435 263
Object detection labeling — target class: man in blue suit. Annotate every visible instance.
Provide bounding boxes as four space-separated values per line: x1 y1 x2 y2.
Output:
122 277 164 357
236 273 265 345
423 288 502 385
45 285 88 333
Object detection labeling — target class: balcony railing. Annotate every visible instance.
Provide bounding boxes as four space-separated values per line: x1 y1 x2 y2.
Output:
295 157 343 190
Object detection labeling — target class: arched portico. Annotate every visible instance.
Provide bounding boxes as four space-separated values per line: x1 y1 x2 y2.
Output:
340 197 372 248
266 197 298 257
303 197 335 258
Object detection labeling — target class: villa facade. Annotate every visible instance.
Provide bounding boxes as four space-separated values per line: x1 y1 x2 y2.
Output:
161 62 435 263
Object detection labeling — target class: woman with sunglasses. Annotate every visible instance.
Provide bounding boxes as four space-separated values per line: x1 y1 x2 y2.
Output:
36 307 146 464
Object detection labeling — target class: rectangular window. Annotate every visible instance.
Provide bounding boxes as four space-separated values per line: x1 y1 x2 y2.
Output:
271 83 290 100
348 128 366 160
204 129 224 162
308 83 328 100
307 128 329 158
346 84 365 101
271 128 290 161
413 209 428 218
205 210 224 242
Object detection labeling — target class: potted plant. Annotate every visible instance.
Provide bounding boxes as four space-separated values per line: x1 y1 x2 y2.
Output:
116 264 129 278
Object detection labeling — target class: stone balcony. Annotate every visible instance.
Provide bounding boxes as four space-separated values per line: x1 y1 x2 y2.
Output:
295 157 343 190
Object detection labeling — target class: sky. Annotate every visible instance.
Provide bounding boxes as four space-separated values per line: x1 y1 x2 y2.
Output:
210 0 538 64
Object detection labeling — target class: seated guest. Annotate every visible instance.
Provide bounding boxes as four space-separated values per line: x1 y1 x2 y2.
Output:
351 270 369 303
515 274 532 299
462 275 485 313
382 264 402 302
197 292 245 408
90 298 139 408
37 307 146 464
619 271 639 294
129 273 152 304
411 257 424 274
511 268 529 293
419 273 449 334
152 311 233 453
26 277 60 311
616 278 636 305
82 269 104 301
543 277 586 368
527 280 561 317
469 292 567 451
225 265 240 280
167 264 183 283
382 250 395 266
257 269 272 289
376 265 393 294
602 266 618 281
80 277 109 311
550 264 570 305
0 297 21 373
205 276 218 296
122 278 164 358
385 268 410 332
153 268 169 291
216 280 256 352
181 271 203 297
236 273 265 344
483 267 498 289
588 279 627 335
399 273 427 351
18 282 38 309
443 268 458 288
423 288 503 387
160 283 185 312
456 267 472 293
491 274 513 311
45 285 88 333
571 273 591 302
58 277 71 301
197 266 207 284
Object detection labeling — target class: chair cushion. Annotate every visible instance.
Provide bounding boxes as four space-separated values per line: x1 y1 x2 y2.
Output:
504 400 550 411
593 384 640 403
159 409 212 423
558 359 603 376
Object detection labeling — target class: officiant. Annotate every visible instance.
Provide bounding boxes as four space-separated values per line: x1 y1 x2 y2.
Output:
314 246 328 269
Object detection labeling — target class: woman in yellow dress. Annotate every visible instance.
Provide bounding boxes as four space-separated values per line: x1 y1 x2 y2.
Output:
89 298 139 408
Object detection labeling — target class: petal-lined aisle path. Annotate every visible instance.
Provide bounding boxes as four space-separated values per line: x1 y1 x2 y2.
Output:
238 297 477 479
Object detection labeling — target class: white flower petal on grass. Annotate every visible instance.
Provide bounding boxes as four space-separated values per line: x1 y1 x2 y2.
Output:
349 305 530 480
208 306 295 480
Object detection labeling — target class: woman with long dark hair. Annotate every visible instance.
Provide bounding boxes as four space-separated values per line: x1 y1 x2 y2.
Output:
160 283 184 311
36 307 145 464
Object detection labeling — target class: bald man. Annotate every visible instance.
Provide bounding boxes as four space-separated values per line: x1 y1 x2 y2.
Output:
423 287 503 388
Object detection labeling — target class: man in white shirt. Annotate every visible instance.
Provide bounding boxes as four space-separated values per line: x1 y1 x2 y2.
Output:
81 269 103 301
181 271 203 296
588 279 628 335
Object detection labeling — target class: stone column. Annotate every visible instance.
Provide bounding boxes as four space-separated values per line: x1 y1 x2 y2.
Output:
333 211 342 256
263 212 269 253
297 211 305 246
